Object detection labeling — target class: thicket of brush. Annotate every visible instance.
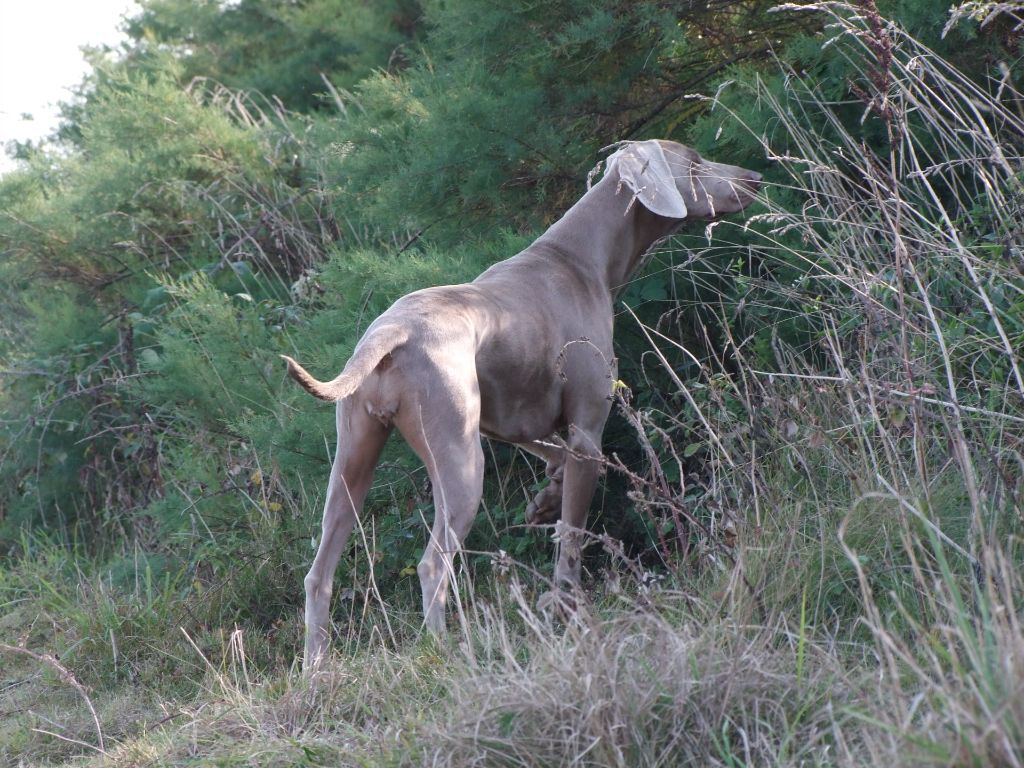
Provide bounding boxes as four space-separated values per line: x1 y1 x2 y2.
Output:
1 1 1022 765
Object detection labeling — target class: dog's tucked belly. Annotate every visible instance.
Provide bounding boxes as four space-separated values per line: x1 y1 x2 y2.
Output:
477 378 564 444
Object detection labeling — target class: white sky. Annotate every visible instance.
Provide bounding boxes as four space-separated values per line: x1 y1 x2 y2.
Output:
0 0 137 175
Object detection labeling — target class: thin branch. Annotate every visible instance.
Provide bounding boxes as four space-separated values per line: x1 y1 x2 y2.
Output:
0 644 105 754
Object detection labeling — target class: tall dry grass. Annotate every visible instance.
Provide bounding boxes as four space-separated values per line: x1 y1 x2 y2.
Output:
583 1 1024 763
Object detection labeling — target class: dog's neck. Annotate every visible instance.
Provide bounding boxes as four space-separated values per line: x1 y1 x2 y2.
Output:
534 172 681 297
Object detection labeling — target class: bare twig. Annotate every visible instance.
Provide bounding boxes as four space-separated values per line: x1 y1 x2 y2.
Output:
0 644 105 754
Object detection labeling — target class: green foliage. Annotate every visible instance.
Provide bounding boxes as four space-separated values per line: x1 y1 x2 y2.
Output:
116 0 423 113
340 0 794 240
0 48 341 542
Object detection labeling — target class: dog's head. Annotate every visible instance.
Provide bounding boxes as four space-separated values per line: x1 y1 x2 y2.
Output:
605 139 760 220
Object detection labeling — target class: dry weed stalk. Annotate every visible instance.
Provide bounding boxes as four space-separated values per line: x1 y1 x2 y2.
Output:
0 642 106 754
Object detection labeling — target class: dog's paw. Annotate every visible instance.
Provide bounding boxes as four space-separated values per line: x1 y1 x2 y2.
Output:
525 498 560 526
525 476 563 526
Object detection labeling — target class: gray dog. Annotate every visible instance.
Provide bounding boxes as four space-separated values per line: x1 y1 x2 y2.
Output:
283 139 760 669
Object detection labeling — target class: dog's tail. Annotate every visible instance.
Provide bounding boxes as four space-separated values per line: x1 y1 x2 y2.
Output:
281 324 408 402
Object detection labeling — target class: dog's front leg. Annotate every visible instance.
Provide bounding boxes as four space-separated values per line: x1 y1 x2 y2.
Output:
552 423 603 590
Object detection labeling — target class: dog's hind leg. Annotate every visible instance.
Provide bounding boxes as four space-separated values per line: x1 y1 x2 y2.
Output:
303 399 390 671
417 437 484 634
397 361 485 635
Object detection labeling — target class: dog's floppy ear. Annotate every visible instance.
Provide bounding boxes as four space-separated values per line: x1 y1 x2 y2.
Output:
605 140 688 219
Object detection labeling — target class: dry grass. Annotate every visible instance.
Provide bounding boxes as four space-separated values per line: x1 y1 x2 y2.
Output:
3 543 1022 766
422 584 848 767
